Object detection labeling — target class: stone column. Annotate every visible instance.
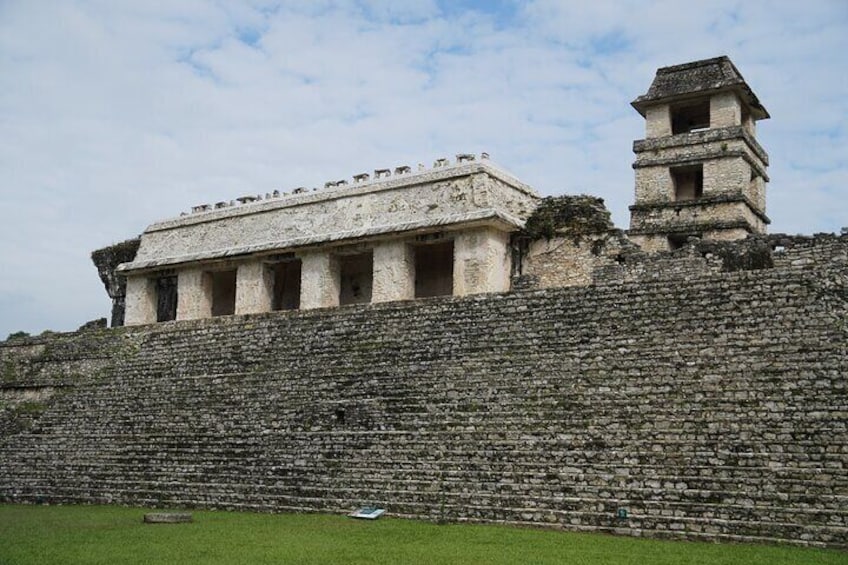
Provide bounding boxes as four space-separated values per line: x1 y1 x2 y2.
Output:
372 240 414 303
710 92 742 128
453 227 510 296
235 260 273 315
177 268 212 320
124 275 157 326
299 251 340 309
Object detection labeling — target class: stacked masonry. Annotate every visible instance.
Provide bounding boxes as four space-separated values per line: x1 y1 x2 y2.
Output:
2 236 846 548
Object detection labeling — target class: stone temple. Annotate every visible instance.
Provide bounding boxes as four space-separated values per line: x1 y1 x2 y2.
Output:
105 56 772 327
3 57 846 549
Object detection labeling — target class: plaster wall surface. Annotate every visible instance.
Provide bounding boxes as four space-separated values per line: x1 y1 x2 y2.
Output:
372 240 415 303
124 277 156 326
453 227 510 296
1 237 847 548
235 261 273 315
176 269 212 321
300 252 341 310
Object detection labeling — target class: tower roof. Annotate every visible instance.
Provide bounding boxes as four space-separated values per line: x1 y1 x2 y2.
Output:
632 56 769 120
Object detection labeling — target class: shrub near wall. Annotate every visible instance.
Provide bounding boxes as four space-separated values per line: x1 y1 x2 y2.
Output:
0 238 846 548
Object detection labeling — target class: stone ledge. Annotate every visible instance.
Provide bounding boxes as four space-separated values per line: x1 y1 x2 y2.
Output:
118 210 522 274
143 512 193 524
147 160 538 232
631 148 769 182
629 195 771 226
633 126 769 166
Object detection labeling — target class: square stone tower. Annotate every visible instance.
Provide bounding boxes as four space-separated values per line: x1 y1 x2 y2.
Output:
628 56 770 251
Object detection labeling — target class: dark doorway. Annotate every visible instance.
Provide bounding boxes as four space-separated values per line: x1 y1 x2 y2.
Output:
339 252 373 305
211 270 237 316
272 260 302 311
155 275 178 322
414 240 454 298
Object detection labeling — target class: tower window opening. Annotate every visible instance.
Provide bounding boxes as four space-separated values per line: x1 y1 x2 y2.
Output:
668 233 698 250
671 101 710 134
672 165 704 201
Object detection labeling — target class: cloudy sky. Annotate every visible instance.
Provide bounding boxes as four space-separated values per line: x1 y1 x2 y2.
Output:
1 1 846 338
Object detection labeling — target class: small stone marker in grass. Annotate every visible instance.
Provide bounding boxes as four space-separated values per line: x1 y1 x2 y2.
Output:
143 512 193 524
349 507 385 520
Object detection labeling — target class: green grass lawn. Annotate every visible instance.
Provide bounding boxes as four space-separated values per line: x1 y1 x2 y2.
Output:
0 504 844 565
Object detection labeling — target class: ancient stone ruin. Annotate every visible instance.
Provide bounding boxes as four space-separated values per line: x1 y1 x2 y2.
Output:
2 57 846 549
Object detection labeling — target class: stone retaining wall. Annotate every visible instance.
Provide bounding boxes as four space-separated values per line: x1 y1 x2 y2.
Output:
1 237 846 548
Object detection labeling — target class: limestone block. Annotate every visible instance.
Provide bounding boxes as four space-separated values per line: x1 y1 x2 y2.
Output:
746 174 767 214
522 236 628 289
743 113 756 136
176 268 212 320
124 276 157 326
634 167 673 204
645 105 671 138
704 157 748 195
143 513 193 524
235 260 273 315
300 252 340 309
710 92 742 129
372 240 414 303
629 234 670 253
453 227 510 296
703 227 751 241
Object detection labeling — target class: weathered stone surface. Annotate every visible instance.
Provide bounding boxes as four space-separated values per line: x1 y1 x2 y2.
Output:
631 56 768 119
1 235 846 548
629 56 770 250
119 161 538 273
143 512 193 524
91 239 140 327
514 196 638 290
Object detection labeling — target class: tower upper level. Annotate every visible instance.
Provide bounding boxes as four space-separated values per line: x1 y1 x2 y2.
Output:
632 56 769 137
629 56 771 251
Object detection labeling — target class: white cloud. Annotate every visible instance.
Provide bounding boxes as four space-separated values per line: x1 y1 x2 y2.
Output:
0 0 846 338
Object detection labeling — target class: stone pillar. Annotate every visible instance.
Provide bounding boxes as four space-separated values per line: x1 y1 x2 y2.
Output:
124 275 157 326
453 227 510 296
645 104 671 138
372 240 414 303
177 268 212 320
635 166 674 203
299 251 340 309
704 156 749 196
235 260 273 315
710 92 742 128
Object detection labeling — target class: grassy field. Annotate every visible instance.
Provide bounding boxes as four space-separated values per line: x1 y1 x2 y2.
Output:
0 504 844 564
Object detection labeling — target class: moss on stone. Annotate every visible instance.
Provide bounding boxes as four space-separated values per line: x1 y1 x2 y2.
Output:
2 360 16 383
90 238 141 270
14 401 46 415
522 196 613 241
696 238 774 272
5 331 30 341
